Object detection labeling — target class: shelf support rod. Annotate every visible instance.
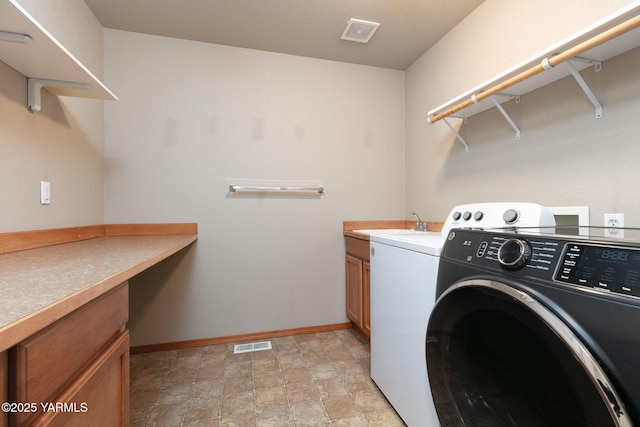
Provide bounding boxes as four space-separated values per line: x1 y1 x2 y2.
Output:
565 60 603 119
442 118 469 153
489 95 521 140
27 78 91 112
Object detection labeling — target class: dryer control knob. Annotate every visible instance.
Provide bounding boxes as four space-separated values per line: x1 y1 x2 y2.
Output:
463 211 472 221
498 239 531 269
503 209 520 224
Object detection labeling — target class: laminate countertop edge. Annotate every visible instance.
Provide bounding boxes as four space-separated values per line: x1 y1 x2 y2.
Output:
0 225 197 352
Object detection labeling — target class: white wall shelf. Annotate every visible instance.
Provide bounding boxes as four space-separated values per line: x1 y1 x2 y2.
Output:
427 2 640 152
0 0 117 112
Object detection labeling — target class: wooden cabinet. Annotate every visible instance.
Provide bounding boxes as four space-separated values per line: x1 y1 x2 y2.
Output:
8 283 129 426
346 254 363 325
345 236 371 339
362 261 370 336
34 331 129 427
0 225 196 426
1 351 7 427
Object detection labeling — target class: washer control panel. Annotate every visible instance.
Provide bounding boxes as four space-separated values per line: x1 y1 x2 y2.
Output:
483 234 560 273
443 228 640 299
556 243 640 297
497 238 531 269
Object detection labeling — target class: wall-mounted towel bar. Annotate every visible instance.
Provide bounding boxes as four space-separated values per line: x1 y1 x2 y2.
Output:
229 185 324 194
227 180 325 195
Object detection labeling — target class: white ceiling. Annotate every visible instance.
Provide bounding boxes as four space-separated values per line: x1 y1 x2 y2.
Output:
84 0 485 70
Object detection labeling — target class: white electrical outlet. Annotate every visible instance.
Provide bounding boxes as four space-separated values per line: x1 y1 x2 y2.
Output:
604 213 624 237
40 181 50 205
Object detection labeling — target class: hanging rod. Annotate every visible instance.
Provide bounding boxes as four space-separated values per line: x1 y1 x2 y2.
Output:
427 12 640 124
229 185 324 194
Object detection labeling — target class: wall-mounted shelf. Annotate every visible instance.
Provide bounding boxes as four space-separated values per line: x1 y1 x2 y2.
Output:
0 0 118 112
427 2 640 152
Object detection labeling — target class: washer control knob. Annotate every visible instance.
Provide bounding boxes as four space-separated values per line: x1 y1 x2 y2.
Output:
452 211 461 220
474 211 484 221
463 211 472 221
503 209 520 224
498 239 531 269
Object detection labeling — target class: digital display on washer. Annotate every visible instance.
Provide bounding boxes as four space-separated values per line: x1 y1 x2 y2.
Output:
556 243 640 297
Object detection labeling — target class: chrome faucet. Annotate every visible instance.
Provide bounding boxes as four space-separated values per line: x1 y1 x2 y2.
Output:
411 212 428 232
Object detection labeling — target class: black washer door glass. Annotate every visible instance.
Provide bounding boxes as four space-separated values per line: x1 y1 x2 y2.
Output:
427 284 619 427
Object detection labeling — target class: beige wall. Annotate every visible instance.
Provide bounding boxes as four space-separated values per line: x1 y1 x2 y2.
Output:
102 30 406 346
4 0 639 347
406 0 640 225
0 0 105 232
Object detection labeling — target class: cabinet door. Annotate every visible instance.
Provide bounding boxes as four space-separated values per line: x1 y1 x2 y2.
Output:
34 330 130 427
363 261 371 336
11 284 128 425
0 351 6 427
12 285 128 407
346 254 363 328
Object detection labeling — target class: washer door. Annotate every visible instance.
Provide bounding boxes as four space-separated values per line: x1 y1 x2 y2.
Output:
426 279 632 427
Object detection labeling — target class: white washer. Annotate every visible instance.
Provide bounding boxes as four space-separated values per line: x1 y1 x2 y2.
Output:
363 202 556 427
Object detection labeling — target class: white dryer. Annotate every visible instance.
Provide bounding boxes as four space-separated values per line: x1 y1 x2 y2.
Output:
362 202 556 427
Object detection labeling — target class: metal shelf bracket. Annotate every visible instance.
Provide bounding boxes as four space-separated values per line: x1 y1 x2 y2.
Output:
489 94 521 140
27 78 91 112
565 59 603 119
443 118 469 153
572 55 603 72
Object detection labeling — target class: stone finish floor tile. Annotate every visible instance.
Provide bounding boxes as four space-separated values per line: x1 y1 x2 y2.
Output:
129 329 406 426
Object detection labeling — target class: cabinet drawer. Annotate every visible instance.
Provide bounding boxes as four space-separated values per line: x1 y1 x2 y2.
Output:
345 237 370 261
11 283 128 410
34 330 130 427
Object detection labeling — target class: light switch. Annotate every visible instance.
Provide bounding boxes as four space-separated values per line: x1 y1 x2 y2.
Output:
40 181 50 205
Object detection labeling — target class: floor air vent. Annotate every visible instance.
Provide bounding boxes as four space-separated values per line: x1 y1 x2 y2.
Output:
233 341 273 354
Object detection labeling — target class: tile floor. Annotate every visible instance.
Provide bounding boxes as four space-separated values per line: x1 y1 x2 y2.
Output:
129 329 407 426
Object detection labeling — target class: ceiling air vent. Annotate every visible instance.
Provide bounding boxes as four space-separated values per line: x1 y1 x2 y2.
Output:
340 18 380 43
